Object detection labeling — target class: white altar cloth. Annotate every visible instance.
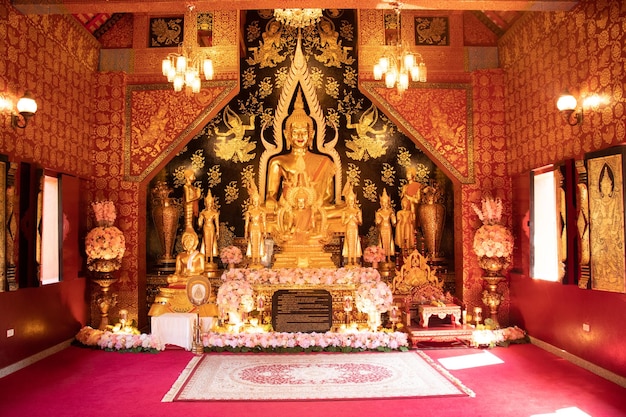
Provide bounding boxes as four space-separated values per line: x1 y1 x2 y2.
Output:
151 313 196 350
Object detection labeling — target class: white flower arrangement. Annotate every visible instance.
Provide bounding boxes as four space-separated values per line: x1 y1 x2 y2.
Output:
472 195 503 226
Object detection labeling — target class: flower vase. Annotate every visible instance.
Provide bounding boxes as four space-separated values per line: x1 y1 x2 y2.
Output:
367 311 381 332
478 256 509 277
372 261 379 269
228 263 235 270
417 201 445 259
150 182 181 268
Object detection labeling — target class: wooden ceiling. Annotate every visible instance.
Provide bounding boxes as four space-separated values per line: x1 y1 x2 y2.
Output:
12 0 579 38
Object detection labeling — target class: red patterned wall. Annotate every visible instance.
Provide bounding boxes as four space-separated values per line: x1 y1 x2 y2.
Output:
500 0 626 376
0 0 97 176
0 0 97 366
500 0 626 175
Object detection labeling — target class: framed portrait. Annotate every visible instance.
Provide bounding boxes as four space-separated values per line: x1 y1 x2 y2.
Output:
186 276 211 306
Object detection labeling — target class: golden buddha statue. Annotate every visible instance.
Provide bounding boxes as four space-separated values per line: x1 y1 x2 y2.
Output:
265 89 336 213
167 231 205 285
149 231 215 317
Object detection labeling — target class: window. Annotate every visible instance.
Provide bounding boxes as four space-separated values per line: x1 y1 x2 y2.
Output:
40 174 60 285
530 168 562 281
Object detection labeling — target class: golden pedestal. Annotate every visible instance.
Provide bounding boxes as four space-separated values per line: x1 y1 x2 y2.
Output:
272 242 335 269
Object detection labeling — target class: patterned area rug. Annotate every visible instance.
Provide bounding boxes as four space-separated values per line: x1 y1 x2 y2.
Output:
162 351 474 402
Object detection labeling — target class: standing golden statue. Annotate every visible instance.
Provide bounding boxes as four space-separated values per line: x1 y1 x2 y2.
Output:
342 188 362 266
183 169 202 234
245 186 267 268
265 89 336 212
198 191 219 271
395 196 416 252
401 167 422 230
375 189 396 263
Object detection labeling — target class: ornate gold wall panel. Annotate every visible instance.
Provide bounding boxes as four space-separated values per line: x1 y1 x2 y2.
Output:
586 147 626 294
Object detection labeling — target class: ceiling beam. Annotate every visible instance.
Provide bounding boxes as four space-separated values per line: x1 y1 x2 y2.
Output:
13 0 579 15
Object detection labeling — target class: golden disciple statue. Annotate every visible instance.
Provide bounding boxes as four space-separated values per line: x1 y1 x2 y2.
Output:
198 191 219 268
342 188 362 266
375 189 396 262
265 89 336 212
245 187 267 267
183 169 202 233
402 167 422 229
395 196 415 251
167 231 205 285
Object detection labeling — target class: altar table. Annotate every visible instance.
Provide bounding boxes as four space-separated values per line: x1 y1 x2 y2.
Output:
417 304 461 328
151 313 196 350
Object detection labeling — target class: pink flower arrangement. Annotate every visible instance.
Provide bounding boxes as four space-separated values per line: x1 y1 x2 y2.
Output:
220 267 382 286
220 245 243 265
92 200 117 225
472 195 514 260
202 330 409 352
85 226 126 271
217 278 255 312
363 245 386 263
355 281 393 313
473 224 514 258
75 326 164 352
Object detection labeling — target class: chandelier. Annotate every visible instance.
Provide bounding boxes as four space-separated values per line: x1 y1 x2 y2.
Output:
273 9 323 28
373 3 427 93
161 5 214 94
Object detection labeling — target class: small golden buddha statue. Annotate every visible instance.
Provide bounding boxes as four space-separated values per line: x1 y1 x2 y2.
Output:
167 231 205 286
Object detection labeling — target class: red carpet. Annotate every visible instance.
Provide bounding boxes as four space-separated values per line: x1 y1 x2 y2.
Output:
0 343 624 417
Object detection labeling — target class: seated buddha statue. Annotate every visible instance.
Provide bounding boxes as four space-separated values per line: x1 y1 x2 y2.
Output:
265 89 337 213
167 231 205 286
276 176 328 244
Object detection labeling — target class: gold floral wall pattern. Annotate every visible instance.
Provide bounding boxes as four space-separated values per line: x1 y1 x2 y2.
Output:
1 6 96 177
500 0 626 176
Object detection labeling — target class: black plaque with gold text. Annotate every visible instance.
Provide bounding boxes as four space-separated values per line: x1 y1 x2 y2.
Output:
271 289 333 333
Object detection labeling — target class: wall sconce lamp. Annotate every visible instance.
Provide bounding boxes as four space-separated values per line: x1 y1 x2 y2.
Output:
556 91 583 126
11 91 38 129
